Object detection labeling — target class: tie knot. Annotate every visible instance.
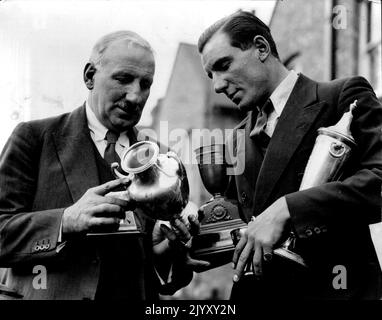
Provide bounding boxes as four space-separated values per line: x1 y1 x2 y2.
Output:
259 99 273 115
105 130 119 144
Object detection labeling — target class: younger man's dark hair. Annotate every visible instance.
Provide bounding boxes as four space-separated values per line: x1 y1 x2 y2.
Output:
198 11 279 60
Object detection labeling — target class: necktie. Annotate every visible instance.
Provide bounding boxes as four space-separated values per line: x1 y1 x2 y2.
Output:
104 130 120 166
250 99 274 149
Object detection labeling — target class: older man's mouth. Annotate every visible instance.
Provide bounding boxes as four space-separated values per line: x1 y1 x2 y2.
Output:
117 103 139 114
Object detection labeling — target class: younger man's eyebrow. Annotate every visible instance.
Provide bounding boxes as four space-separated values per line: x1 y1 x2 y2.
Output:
211 57 231 71
205 56 231 78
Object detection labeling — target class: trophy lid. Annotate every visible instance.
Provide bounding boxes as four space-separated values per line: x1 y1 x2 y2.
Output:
120 141 159 174
318 100 357 147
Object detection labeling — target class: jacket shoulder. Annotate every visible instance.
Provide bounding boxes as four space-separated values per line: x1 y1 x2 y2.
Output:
316 76 373 97
16 106 83 139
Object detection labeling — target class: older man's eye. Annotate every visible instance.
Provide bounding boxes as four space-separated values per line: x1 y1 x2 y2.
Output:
115 75 134 84
140 79 152 90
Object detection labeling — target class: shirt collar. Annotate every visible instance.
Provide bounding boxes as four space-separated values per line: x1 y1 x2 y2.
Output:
86 100 108 142
269 70 299 117
85 100 131 147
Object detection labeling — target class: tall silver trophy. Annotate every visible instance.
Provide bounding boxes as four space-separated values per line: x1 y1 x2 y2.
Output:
231 100 359 268
192 144 247 267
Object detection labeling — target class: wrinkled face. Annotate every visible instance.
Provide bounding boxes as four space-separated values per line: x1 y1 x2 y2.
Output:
201 31 270 111
89 40 155 132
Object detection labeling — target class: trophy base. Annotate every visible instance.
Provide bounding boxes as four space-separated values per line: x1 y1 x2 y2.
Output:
192 219 247 269
273 247 307 267
87 230 143 236
86 211 144 236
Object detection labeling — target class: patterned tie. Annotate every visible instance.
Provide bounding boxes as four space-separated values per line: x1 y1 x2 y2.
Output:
250 99 274 149
104 130 120 166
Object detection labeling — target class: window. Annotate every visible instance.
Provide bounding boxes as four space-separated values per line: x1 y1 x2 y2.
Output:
359 0 382 98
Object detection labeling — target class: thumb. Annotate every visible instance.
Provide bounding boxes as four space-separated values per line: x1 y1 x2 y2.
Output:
184 254 211 273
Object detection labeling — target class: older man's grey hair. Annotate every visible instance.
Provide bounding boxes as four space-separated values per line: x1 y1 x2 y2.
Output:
89 30 154 66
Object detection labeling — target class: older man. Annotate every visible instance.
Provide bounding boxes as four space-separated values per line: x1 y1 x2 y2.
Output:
0 30 204 300
198 11 382 299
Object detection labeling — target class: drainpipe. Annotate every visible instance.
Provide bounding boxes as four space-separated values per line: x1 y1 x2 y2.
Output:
331 0 338 80
353 0 360 75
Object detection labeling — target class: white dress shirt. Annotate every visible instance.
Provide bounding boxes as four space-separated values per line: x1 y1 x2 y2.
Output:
251 70 299 138
85 102 130 158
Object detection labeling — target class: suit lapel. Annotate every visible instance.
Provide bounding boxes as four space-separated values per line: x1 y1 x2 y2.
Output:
53 105 100 203
254 75 326 211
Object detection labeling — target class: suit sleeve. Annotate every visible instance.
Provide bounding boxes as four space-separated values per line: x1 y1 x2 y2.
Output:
0 122 66 267
286 77 382 239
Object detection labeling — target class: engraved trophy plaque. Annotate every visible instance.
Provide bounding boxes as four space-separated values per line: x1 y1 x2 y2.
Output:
192 144 247 268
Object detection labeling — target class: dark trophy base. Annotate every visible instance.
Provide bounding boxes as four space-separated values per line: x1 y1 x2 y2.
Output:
87 210 144 236
192 196 246 268
273 233 308 267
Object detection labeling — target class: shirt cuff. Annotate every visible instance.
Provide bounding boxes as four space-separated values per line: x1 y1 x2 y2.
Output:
154 263 173 285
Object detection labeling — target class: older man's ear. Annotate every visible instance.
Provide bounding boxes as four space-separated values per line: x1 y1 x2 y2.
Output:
83 62 97 90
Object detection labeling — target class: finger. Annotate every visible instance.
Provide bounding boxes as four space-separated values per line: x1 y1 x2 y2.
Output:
263 246 274 263
92 179 129 196
170 218 191 242
89 216 121 228
160 223 191 253
184 255 211 273
233 243 253 282
232 234 247 267
160 223 177 242
188 215 200 236
91 203 126 219
104 194 134 210
252 244 263 276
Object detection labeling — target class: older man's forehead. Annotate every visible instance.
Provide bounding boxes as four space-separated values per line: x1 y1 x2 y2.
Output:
102 41 155 68
106 39 153 58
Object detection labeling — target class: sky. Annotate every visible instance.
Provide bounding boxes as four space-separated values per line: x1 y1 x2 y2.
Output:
0 0 276 150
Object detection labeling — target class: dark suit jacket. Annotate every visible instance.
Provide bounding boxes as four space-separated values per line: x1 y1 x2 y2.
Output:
0 105 159 300
227 75 382 299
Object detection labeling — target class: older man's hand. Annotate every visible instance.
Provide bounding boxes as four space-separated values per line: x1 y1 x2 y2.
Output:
232 197 291 282
62 178 133 235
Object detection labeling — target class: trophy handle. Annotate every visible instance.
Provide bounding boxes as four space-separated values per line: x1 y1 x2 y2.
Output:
111 162 134 182
166 151 184 176
166 151 190 205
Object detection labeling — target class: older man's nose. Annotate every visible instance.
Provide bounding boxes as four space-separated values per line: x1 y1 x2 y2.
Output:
125 82 141 103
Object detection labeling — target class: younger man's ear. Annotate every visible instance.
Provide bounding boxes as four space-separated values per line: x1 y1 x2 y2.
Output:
83 63 97 90
252 35 271 62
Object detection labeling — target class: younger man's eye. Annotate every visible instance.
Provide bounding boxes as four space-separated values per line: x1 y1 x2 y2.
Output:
221 61 230 70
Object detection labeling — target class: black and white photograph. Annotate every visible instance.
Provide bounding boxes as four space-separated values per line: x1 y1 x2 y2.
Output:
0 0 381 310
